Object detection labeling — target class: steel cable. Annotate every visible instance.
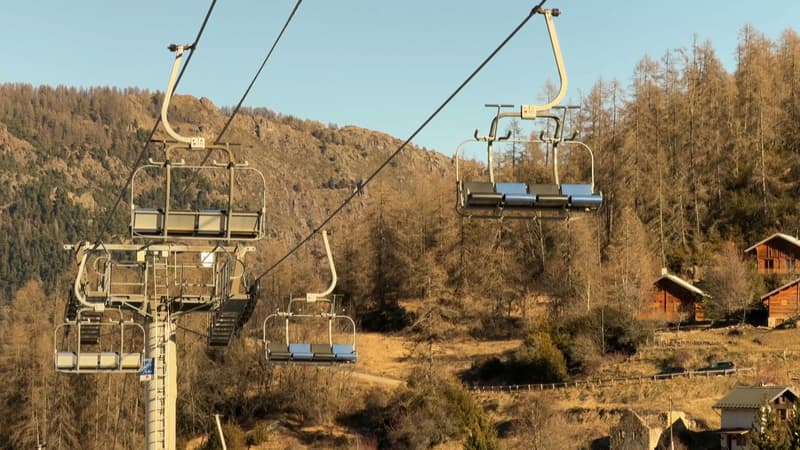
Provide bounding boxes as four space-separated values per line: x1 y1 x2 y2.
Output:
253 0 548 283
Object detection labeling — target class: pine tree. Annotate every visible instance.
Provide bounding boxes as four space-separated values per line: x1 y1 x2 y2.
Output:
787 404 800 449
748 403 790 450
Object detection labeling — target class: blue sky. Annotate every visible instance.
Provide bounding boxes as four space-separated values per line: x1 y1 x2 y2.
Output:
2 1 799 156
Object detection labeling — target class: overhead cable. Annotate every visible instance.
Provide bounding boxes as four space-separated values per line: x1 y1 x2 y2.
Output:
253 0 548 283
175 0 304 202
95 0 219 243
215 0 304 143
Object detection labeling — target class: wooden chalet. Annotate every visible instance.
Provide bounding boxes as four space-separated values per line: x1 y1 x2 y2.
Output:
761 277 800 327
641 269 709 323
745 233 800 275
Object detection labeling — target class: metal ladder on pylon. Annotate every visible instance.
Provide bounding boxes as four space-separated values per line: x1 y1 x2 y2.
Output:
157 317 169 449
148 253 170 449
151 255 170 301
147 310 170 450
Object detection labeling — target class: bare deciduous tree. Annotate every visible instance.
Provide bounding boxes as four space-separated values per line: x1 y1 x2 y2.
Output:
703 241 758 323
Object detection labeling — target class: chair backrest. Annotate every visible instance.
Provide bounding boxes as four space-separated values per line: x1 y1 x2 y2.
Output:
464 181 496 195
311 343 333 355
332 344 355 354
529 184 561 196
289 343 311 354
560 183 593 197
268 342 289 353
495 182 528 195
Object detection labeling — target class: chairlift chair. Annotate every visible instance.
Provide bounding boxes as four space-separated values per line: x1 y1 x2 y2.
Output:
454 6 602 218
264 300 358 364
263 231 357 364
54 310 145 373
455 107 570 219
130 44 267 242
455 110 602 217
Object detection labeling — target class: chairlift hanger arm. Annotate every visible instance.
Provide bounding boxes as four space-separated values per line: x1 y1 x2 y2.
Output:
521 7 567 119
305 230 337 302
161 44 206 150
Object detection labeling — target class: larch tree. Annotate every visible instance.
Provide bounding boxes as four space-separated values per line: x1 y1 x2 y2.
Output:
702 241 758 323
603 207 658 315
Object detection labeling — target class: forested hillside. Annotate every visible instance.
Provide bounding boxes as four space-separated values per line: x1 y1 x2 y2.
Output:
0 24 799 449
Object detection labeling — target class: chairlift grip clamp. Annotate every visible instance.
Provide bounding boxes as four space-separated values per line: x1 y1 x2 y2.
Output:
534 7 560 17
167 43 195 53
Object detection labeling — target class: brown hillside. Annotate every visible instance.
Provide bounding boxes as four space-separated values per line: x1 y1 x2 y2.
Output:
0 85 452 230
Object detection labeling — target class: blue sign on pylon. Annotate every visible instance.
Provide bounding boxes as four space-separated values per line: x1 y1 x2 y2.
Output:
139 358 154 382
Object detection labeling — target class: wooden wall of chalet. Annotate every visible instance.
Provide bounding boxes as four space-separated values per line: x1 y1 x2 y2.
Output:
765 283 800 327
752 240 800 275
694 302 705 322
642 283 701 323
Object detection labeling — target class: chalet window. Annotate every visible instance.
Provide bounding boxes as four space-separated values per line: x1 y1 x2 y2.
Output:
780 408 788 421
765 259 775 271
735 435 746 445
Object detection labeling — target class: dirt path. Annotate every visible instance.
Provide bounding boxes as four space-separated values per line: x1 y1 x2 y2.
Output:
351 370 405 387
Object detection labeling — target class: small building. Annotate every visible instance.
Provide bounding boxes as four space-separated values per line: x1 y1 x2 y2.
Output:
761 278 800 327
713 385 798 450
640 269 709 323
610 409 689 450
745 233 800 275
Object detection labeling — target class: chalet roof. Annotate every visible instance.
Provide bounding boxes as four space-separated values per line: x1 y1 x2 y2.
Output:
761 277 800 301
713 386 798 410
745 233 800 254
655 272 709 298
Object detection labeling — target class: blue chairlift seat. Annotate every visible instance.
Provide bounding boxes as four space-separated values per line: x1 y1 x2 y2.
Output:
462 182 502 207
289 343 314 361
332 343 357 362
496 182 536 207
560 184 602 209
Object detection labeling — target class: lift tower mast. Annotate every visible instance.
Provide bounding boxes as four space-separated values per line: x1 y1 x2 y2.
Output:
57 44 266 450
